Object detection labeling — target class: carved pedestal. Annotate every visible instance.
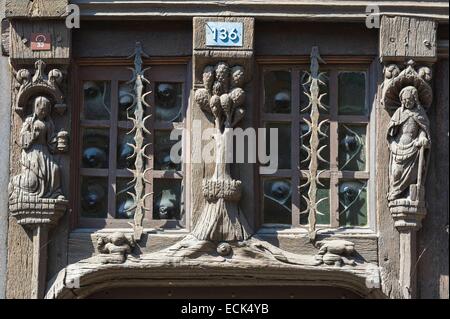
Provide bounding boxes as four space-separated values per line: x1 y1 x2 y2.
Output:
9 197 68 227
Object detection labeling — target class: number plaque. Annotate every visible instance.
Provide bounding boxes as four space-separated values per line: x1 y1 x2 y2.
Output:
205 22 243 47
31 33 51 51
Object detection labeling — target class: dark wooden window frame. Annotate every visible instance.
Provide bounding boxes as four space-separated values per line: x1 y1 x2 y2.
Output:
70 57 192 230
255 56 377 233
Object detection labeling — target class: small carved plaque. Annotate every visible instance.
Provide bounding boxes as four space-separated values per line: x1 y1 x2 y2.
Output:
31 33 51 51
205 22 243 47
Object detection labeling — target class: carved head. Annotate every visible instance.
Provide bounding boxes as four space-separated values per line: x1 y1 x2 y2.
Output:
384 64 400 80
110 232 127 246
418 67 433 82
33 96 51 120
203 65 215 91
230 66 245 88
399 86 420 110
215 62 230 86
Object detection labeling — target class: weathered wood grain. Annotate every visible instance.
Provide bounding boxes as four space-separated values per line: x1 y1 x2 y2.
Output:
380 16 437 62
5 0 67 18
418 57 449 299
10 20 71 65
376 61 402 299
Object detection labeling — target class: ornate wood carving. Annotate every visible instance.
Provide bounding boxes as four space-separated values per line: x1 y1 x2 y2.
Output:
94 232 136 264
8 59 69 299
193 62 252 242
14 60 66 115
315 239 356 266
9 60 69 227
382 60 433 299
383 60 432 230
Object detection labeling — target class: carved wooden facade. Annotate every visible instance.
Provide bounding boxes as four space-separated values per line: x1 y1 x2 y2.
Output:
0 0 448 299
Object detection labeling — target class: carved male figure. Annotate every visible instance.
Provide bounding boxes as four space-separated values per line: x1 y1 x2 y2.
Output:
9 96 68 200
387 86 431 202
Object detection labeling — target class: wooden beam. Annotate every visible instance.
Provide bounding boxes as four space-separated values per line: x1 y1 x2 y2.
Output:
9 20 71 65
380 16 438 62
70 1 449 22
5 0 68 18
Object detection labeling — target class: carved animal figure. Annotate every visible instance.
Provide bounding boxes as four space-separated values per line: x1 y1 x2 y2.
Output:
315 239 356 266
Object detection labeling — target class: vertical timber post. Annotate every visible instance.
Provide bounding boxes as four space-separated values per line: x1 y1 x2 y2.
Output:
379 15 437 299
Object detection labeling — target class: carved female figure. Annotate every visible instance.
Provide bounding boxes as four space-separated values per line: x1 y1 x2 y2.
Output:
387 86 431 202
10 96 67 200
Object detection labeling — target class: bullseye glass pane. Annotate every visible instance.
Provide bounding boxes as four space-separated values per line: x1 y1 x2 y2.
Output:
338 124 366 171
82 128 109 169
155 130 182 171
116 178 135 219
299 180 330 226
155 82 183 122
117 130 135 170
264 123 291 170
153 179 182 220
264 70 291 114
339 181 368 227
81 177 108 218
263 178 292 225
338 72 366 115
82 81 111 120
118 82 135 121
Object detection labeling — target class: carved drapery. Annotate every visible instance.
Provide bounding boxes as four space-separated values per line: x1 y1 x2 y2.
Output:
382 61 433 230
382 60 433 299
8 59 69 299
9 60 69 228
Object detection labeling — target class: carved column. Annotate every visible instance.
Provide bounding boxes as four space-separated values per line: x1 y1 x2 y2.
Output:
191 17 255 244
5 3 71 298
379 15 437 299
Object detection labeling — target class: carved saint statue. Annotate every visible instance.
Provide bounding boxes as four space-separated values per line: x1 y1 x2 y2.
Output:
387 86 431 203
9 96 68 200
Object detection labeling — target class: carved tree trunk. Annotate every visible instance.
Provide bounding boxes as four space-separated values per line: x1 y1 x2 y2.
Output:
192 128 251 242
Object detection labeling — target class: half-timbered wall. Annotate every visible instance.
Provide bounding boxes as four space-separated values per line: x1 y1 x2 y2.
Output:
0 0 448 299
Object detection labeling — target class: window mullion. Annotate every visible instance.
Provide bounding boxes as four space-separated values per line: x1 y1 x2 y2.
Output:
108 80 119 219
329 70 340 229
292 68 300 227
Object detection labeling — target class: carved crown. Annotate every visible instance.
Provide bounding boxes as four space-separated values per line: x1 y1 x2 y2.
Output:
382 60 433 111
15 60 66 116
